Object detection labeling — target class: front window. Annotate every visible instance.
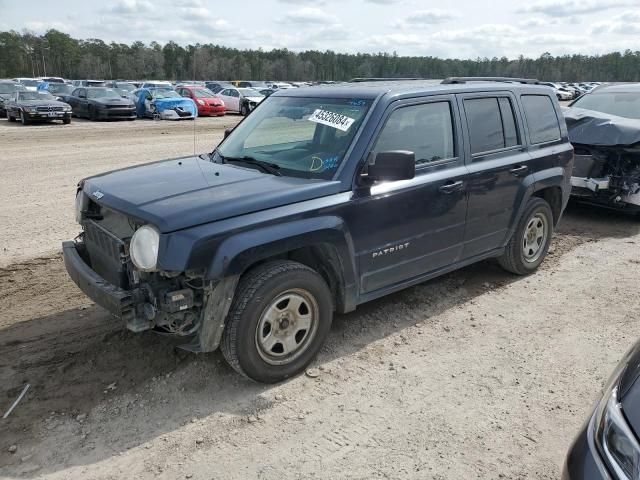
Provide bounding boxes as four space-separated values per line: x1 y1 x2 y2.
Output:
571 92 640 120
19 79 39 87
18 91 55 101
216 96 373 179
115 82 136 92
87 88 120 99
151 89 180 99
193 88 215 98
239 88 263 98
0 83 23 94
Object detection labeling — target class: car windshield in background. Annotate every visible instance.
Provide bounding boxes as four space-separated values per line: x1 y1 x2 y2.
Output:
116 83 136 91
49 84 74 95
571 92 640 120
19 79 39 87
0 83 23 94
216 96 372 180
193 88 215 98
239 88 263 97
152 89 180 99
18 91 55 101
87 88 120 99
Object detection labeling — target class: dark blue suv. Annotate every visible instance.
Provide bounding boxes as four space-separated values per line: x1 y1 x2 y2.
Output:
63 77 573 383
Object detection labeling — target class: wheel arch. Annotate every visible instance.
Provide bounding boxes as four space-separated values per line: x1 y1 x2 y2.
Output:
205 216 359 314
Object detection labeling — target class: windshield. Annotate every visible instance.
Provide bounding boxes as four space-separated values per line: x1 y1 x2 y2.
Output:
0 83 23 94
571 92 640 120
49 84 74 94
239 88 263 97
151 89 180 99
19 79 39 87
116 82 136 91
193 88 215 98
217 96 373 179
87 88 120 99
18 91 55 101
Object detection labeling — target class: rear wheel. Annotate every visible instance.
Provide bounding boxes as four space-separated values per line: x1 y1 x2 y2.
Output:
240 103 249 116
221 261 333 383
498 197 553 275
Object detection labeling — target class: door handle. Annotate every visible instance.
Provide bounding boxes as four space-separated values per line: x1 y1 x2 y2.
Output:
439 180 464 194
510 165 529 176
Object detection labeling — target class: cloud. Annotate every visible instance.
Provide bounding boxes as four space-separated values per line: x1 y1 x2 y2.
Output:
591 10 640 35
403 9 456 25
280 7 337 25
106 0 153 15
518 0 633 16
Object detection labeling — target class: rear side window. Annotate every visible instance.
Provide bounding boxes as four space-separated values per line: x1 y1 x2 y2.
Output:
464 97 519 155
521 95 561 144
373 101 455 166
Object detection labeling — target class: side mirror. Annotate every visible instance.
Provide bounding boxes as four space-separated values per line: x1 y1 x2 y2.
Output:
367 151 415 182
224 128 233 139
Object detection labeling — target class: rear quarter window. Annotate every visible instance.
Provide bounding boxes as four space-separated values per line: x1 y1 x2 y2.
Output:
521 95 561 144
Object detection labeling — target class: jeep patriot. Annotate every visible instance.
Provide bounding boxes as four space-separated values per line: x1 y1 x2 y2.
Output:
63 77 574 383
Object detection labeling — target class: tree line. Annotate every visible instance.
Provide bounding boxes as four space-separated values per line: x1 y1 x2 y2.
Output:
2 29 640 82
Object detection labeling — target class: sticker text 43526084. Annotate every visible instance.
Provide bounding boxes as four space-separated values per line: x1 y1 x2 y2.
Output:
308 109 355 132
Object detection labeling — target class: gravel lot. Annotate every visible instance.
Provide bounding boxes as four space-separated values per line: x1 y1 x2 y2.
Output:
1 115 640 479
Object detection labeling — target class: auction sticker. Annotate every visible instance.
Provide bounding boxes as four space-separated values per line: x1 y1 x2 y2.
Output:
308 109 355 132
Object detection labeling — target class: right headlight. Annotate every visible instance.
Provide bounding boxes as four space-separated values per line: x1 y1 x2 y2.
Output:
593 348 640 480
74 190 86 224
129 225 160 272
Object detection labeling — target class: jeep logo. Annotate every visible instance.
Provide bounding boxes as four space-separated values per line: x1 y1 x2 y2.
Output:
372 242 410 259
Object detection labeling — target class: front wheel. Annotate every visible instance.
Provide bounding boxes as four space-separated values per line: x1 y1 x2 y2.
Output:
498 197 553 275
221 261 333 383
20 111 29 125
240 104 249 116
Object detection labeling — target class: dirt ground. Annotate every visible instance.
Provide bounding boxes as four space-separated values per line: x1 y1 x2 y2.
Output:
1 115 640 479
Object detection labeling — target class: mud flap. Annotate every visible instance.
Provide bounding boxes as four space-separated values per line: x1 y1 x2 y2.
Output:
178 275 239 353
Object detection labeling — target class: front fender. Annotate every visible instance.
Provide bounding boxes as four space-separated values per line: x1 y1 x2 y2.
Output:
204 216 357 312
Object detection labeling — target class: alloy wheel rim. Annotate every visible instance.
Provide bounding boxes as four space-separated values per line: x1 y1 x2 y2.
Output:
522 212 548 263
255 288 318 366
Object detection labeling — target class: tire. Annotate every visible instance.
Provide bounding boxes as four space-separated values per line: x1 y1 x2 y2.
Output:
240 103 249 116
8 111 16 122
20 111 29 125
498 197 554 275
221 260 333 383
63 117 71 125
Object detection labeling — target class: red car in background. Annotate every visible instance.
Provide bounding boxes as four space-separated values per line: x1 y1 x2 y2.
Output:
176 85 226 116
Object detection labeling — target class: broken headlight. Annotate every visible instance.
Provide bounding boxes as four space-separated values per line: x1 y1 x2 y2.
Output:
130 225 160 272
593 348 640 480
75 190 86 224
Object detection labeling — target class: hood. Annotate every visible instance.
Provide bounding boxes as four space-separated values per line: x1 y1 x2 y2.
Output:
82 156 342 233
563 106 640 147
153 97 194 108
245 96 264 103
18 99 69 107
91 97 131 105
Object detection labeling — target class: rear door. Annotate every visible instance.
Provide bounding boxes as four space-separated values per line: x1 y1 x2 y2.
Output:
458 92 532 258
350 95 469 295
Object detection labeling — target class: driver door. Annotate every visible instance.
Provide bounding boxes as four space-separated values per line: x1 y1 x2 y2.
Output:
349 96 469 295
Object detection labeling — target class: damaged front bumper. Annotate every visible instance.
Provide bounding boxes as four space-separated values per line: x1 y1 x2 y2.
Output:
62 240 144 329
62 239 237 352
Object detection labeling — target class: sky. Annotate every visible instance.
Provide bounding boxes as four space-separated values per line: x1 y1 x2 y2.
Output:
1 0 640 59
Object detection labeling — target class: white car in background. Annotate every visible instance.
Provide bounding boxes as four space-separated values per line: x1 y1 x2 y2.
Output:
13 78 41 91
215 87 265 116
539 82 573 100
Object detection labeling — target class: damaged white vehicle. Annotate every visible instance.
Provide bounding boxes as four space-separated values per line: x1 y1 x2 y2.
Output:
564 83 640 213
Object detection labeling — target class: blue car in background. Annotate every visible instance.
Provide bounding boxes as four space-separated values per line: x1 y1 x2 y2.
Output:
134 87 197 120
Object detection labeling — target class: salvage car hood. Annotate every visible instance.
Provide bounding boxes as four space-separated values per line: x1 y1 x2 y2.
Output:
17 99 69 108
81 156 342 233
563 107 640 147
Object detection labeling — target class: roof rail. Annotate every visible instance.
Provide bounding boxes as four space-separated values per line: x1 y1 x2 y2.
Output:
348 77 427 83
441 77 540 84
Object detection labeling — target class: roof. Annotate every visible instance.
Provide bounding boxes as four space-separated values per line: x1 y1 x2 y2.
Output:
271 79 555 100
589 83 640 94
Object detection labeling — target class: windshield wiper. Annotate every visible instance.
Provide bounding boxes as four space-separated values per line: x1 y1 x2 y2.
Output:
221 155 282 176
